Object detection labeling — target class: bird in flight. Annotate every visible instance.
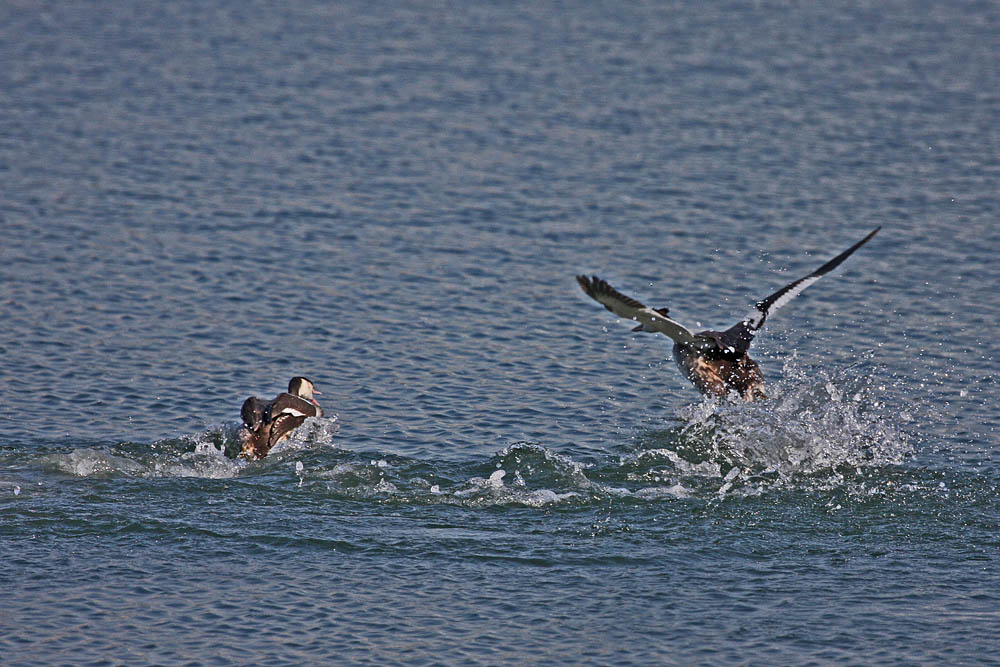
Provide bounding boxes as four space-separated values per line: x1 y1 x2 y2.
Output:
576 227 880 400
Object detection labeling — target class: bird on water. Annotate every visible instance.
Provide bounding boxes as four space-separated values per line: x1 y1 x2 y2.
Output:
239 376 323 459
576 227 880 400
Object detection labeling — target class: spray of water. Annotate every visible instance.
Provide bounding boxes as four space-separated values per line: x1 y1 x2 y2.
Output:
31 356 914 505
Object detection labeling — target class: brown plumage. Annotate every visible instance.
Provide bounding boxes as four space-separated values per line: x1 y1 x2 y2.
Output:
576 227 879 400
673 345 766 401
239 377 323 459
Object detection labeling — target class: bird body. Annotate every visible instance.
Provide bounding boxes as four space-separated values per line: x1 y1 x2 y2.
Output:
239 377 322 459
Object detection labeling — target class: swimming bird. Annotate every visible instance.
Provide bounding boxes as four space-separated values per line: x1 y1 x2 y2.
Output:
239 376 323 459
577 227 880 400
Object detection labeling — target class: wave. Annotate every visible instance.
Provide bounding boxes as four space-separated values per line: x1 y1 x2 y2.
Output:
37 416 341 480
14 361 920 506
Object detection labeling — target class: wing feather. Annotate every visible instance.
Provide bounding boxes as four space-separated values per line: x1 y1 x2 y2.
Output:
267 393 320 420
576 275 707 347
743 226 880 331
576 275 647 319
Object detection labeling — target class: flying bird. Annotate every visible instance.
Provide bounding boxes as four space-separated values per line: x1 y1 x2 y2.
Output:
576 227 880 400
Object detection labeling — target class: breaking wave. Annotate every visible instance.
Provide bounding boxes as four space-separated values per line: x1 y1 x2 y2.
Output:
14 357 921 508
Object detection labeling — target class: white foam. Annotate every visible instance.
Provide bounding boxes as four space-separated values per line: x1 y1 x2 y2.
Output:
634 484 691 499
373 479 397 494
668 354 912 489
45 448 147 478
523 489 580 507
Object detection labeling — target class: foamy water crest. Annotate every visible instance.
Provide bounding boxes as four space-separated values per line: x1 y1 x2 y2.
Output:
300 442 606 508
31 360 914 505
41 417 341 479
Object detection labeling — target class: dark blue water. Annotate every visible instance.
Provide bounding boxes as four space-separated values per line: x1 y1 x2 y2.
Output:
3 1 998 663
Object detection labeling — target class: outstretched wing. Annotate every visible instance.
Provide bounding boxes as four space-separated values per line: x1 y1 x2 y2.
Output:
742 226 881 333
576 275 709 348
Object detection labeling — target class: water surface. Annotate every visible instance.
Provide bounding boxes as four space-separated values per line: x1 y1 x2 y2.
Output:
2 1 998 664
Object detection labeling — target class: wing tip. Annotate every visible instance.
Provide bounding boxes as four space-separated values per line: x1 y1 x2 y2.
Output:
576 274 651 318
576 274 598 299
576 274 617 298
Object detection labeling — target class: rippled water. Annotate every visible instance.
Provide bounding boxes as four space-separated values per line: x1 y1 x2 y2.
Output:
2 0 998 664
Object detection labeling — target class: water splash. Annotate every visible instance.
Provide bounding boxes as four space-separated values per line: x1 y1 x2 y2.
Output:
40 416 340 479
656 352 914 495
25 361 918 506
296 442 694 507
